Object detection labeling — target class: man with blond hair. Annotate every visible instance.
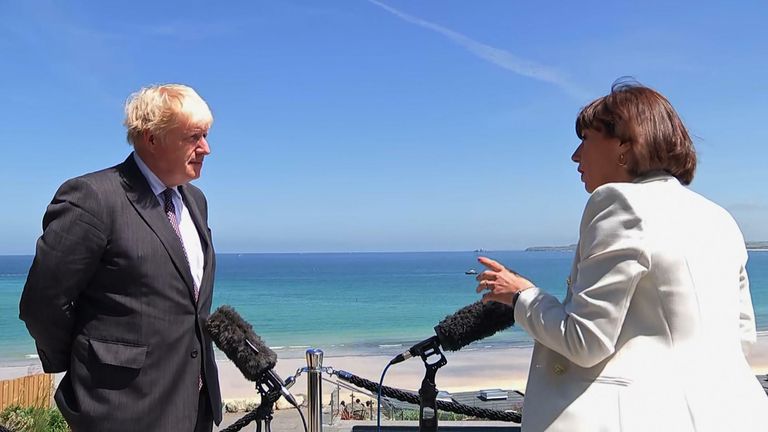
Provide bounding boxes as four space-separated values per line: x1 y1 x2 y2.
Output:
20 84 222 431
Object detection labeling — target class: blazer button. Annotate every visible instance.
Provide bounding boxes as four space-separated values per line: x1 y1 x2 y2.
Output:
191 349 199 358
553 363 566 376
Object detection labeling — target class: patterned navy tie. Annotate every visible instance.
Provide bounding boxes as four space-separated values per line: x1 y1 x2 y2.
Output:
163 188 203 390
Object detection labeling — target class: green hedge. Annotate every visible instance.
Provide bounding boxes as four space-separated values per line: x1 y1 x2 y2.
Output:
0 406 69 432
395 409 471 421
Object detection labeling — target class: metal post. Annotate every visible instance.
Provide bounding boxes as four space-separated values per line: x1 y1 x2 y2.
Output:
306 348 324 432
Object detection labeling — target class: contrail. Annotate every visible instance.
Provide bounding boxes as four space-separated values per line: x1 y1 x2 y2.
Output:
367 0 589 99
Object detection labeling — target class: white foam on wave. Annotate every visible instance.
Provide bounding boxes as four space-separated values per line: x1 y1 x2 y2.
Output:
25 354 39 359
288 345 310 349
378 344 403 348
270 346 285 350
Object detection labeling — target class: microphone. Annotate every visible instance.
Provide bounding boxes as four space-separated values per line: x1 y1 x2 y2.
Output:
205 305 298 407
390 300 515 364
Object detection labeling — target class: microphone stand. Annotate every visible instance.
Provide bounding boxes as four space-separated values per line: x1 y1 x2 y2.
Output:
415 338 447 432
220 377 281 432
252 389 280 432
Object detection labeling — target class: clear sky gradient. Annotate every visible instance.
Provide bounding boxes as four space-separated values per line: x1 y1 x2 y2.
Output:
1 0 766 254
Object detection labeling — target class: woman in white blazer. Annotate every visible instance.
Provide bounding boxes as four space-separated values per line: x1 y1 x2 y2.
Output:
476 81 768 431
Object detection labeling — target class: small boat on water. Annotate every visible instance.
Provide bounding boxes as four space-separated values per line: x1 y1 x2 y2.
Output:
465 269 478 275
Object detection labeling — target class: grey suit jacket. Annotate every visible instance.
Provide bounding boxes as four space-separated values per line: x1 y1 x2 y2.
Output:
20 154 222 431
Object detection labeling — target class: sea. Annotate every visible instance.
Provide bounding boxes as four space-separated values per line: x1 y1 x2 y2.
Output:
1 251 767 365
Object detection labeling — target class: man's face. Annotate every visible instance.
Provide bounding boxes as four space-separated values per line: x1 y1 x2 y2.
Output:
147 119 211 187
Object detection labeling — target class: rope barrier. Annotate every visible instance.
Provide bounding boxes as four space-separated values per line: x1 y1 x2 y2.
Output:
333 370 522 423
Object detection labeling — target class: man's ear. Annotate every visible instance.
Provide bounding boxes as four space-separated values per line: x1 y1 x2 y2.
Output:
143 131 156 150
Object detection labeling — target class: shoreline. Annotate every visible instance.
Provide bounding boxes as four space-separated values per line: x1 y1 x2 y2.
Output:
0 339 537 367
6 327 768 366
218 347 534 402
3 334 766 401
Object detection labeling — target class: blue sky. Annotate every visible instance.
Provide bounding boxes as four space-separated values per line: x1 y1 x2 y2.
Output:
1 0 766 254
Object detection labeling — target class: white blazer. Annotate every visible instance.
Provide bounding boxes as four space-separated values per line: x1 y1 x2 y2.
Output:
515 172 767 431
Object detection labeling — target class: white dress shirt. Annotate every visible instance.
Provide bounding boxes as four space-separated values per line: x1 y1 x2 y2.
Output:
133 152 204 289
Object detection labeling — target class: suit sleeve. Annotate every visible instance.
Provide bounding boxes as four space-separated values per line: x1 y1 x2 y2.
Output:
514 185 651 368
737 263 757 356
19 177 108 372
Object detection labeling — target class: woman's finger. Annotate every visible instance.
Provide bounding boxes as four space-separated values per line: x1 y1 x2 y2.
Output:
475 270 497 282
478 256 505 272
475 280 495 293
481 292 494 303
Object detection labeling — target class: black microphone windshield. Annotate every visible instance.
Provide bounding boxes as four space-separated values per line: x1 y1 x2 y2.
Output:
435 300 515 351
206 305 277 382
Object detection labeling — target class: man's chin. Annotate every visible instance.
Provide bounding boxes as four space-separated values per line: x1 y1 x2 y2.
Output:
188 166 203 179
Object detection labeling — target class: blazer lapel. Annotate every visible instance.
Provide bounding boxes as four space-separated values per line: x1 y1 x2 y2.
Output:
118 155 197 300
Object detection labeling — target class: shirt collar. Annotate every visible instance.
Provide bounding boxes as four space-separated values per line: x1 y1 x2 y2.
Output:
132 152 180 197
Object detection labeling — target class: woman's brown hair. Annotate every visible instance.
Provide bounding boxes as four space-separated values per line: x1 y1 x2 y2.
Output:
575 79 696 185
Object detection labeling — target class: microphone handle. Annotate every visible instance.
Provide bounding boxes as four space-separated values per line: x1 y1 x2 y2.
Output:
389 335 440 365
243 338 299 407
265 369 298 407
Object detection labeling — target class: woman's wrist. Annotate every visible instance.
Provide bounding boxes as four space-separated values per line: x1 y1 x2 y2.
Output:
513 285 535 308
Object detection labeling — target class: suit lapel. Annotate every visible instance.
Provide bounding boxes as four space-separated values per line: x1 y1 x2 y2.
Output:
179 184 213 310
118 155 197 301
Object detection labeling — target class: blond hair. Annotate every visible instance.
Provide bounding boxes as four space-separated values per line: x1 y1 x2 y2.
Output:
124 84 213 146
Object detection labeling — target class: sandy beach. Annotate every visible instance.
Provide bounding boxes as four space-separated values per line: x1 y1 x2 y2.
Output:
218 346 533 403
219 332 768 402
2 333 767 406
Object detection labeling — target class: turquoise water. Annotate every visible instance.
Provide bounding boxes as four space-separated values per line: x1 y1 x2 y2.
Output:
1 251 767 363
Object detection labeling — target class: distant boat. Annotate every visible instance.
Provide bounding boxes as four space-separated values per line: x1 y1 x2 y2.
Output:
465 269 478 275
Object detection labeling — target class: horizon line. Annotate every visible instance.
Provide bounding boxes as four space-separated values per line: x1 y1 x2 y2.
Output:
3 241 767 257
0 249 533 257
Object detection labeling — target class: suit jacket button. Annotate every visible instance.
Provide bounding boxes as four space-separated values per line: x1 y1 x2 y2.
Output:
191 349 199 358
553 363 566 375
